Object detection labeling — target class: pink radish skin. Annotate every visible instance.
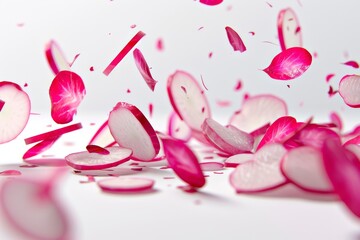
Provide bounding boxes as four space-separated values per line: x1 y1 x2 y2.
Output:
167 111 192 142
224 153 253 168
225 26 246 53
338 75 360 108
86 145 110 155
45 40 71 75
97 177 154 193
345 144 360 160
133 48 158 91
23 136 60 159
277 8 303 51
199 0 223 6
200 162 224 171
88 120 116 148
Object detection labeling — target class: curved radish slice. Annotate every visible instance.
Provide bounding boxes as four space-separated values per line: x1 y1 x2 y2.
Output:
225 153 253 168
329 111 343 130
199 0 223 6
230 143 287 193
281 146 333 193
200 162 224 171
263 47 312 80
23 136 60 159
0 170 21 176
229 94 287 133
88 120 116 147
97 177 154 193
322 138 360 217
86 145 110 155
202 118 254 155
277 8 302 51
225 26 246 53
167 111 192 142
65 146 132 170
49 71 86 124
45 40 71 75
338 75 360 108
343 60 359 69
133 48 158 91
108 102 160 161
162 138 205 188
344 135 360 146
0 81 31 143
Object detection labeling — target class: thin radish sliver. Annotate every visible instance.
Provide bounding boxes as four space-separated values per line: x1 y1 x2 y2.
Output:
167 112 192 142
343 60 359 69
225 26 246 53
225 153 253 168
133 48 158 91
0 170 21 176
23 136 60 159
199 0 223 5
23 158 67 167
338 75 360 108
200 162 224 171
45 40 71 75
88 120 116 147
97 177 154 193
277 8 302 51
86 145 110 155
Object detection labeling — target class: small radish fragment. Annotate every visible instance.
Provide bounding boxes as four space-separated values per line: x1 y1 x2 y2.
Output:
224 153 253 168
167 112 192 142
338 75 360 108
97 177 154 193
277 8 302 51
0 99 5 111
200 162 224 171
199 0 223 6
0 170 21 176
45 40 71 75
343 60 359 69
88 120 116 147
108 102 160 161
133 48 158 91
86 145 110 155
329 111 343 130
225 26 246 53
23 136 60 159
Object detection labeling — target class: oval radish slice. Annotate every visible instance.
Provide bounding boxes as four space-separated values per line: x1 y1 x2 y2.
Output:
281 146 333 193
338 75 360 108
167 111 192 142
97 177 154 193
108 102 160 161
200 162 224 171
88 120 116 147
225 153 253 168
65 146 132 170
45 40 71 75
225 26 246 53
277 8 302 51
23 136 60 159
133 48 158 91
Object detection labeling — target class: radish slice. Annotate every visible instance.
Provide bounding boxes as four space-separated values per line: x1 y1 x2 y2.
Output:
200 162 224 171
162 138 206 188
277 8 302 51
45 40 71 75
23 136 60 159
97 177 154 193
225 26 246 53
0 99 5 111
108 102 160 161
0 81 31 143
329 111 343 130
65 146 132 170
263 47 312 80
229 94 287 133
49 71 86 124
343 60 359 69
167 111 192 142
281 146 333 193
133 48 158 91
344 135 360 146
230 143 287 193
199 0 223 6
0 170 21 176
86 145 110 155
224 153 253 168
88 120 116 147
338 75 360 108
346 144 360 160
23 158 67 167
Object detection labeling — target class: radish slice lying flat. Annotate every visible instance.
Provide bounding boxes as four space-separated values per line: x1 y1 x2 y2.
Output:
225 26 246 53
45 40 71 75
49 71 86 124
224 153 253 168
66 146 132 170
23 136 60 159
338 75 360 108
97 177 154 193
133 48 158 91
167 112 192 142
200 162 224 171
88 120 116 147
0 170 21 176
277 8 302 51
108 102 160 161
0 81 31 143
230 143 287 193
281 146 333 193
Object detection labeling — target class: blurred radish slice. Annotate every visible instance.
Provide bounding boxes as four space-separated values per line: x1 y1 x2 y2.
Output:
200 162 224 171
0 170 21 176
225 153 253 168
329 111 343 130
225 26 246 53
346 144 360 160
162 138 205 188
249 123 270 138
88 120 116 147
167 112 192 142
343 60 359 69
344 135 360 146
338 75 360 108
230 143 287 193
202 118 254 155
0 99 4 111
97 177 154 193
49 71 86 124
108 102 160 161
23 136 60 159
23 158 67 167
281 146 333 193
24 123 82 145
200 0 223 5
86 145 110 155
0 82 31 143
133 48 158 91
45 40 71 75
65 146 132 170
229 94 287 133
103 31 146 76
277 8 302 51
263 47 312 80
322 138 360 217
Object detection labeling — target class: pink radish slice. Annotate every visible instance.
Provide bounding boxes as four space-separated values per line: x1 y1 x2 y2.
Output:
167 111 192 142
263 47 312 80
200 162 224 171
97 177 154 193
343 60 359 69
338 75 360 108
162 138 205 188
329 111 343 130
0 99 5 111
45 40 71 75
281 146 333 193
224 153 253 168
65 146 132 170
202 118 254 155
0 170 21 176
322 138 360 217
88 120 116 147
108 102 160 161
229 94 287 133
277 8 302 51
346 144 360 160
199 0 223 6
0 81 30 144
230 143 287 193
225 26 246 53
86 145 110 155
23 136 60 159
344 135 360 146
249 123 270 138
49 70 86 124
133 48 158 91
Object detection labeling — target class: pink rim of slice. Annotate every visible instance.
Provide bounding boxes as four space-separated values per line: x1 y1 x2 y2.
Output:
277 8 303 51
200 162 224 171
65 146 132 170
97 177 154 193
162 138 206 188
281 146 334 193
88 120 116 147
224 153 254 168
225 26 246 53
133 48 158 91
0 170 21 176
45 40 71 75
108 102 160 161
23 136 61 159
344 135 360 146
329 111 343 130
338 75 360 108
0 99 5 111
167 111 192 142
103 31 146 76
86 145 110 155
199 0 223 6
249 123 270 138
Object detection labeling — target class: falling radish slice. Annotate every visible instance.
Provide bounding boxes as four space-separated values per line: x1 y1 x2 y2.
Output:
97 177 154 193
88 120 116 147
230 143 287 193
167 111 192 142
342 60 359 69
23 136 60 159
0 81 31 144
45 40 71 75
66 146 132 170
224 153 253 168
281 146 333 193
133 48 158 91
162 138 206 188
277 8 303 51
225 26 246 53
200 162 224 171
199 0 223 6
49 71 86 124
263 47 312 80
229 94 287 133
338 75 360 108
108 102 160 161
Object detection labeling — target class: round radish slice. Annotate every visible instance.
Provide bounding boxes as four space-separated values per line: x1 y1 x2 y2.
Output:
65 146 132 170
224 153 253 168
88 120 116 147
200 162 224 171
281 146 333 193
97 177 154 193
167 111 192 142
0 81 30 143
108 102 160 161
45 40 71 75
338 75 360 108
277 8 302 51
